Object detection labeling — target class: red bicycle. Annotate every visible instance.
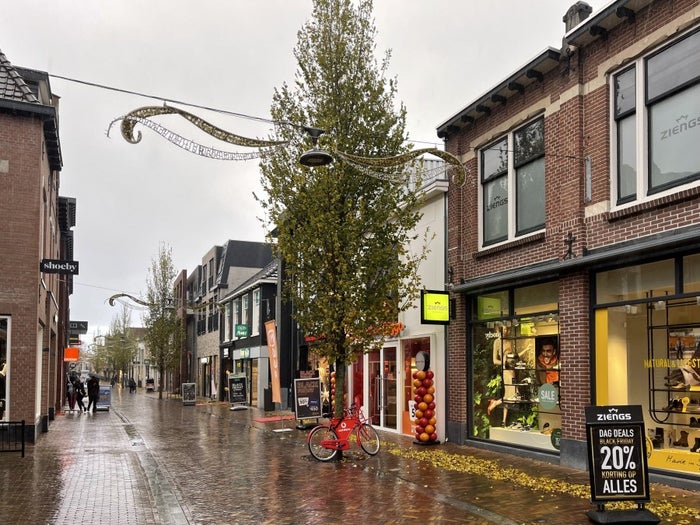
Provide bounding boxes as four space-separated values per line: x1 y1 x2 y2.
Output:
307 400 381 461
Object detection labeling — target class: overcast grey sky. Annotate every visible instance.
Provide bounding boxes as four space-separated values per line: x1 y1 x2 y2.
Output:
4 0 609 343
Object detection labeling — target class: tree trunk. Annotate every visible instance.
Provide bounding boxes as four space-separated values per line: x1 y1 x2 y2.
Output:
333 357 346 460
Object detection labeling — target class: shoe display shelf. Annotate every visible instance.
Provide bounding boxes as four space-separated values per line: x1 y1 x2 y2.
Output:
646 297 700 465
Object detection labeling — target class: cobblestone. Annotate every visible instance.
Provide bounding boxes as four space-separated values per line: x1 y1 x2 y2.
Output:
1 388 699 524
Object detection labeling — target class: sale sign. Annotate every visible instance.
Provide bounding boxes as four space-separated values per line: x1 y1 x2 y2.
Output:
585 405 650 503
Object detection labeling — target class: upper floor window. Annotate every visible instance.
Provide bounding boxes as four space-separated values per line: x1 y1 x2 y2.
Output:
613 28 700 206
481 117 545 247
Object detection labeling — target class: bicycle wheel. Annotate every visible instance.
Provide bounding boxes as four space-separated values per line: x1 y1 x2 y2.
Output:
357 423 380 455
308 426 339 462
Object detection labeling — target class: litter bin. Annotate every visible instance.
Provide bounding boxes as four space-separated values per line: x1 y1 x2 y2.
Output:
264 388 274 412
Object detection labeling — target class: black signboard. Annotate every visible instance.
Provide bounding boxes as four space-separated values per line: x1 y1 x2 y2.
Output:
585 405 650 503
294 378 322 420
182 383 196 406
69 321 88 334
228 375 247 405
40 259 79 275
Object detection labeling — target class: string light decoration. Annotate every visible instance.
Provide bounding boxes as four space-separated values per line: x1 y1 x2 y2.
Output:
109 104 467 186
107 292 224 312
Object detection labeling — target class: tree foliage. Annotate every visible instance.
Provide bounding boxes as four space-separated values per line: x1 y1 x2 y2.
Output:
143 244 183 399
102 305 137 381
259 0 427 416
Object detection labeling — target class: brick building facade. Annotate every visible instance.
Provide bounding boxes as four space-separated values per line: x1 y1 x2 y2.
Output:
0 50 72 441
439 0 700 486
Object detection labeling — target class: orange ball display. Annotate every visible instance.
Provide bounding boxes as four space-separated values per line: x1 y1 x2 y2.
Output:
412 365 438 444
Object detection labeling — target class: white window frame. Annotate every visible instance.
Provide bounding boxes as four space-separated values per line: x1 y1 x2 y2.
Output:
610 26 700 211
478 117 546 249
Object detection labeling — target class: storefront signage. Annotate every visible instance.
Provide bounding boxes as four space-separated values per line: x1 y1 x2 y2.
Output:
265 320 282 404
227 375 247 405
69 321 88 334
585 405 650 503
63 347 79 362
235 324 249 337
538 383 558 410
420 290 450 324
40 259 79 275
293 378 322 420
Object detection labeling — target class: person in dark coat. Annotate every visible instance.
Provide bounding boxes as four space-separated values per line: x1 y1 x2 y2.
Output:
73 377 87 413
86 375 100 413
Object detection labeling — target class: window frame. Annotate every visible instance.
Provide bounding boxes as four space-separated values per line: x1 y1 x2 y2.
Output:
611 26 700 209
479 116 546 248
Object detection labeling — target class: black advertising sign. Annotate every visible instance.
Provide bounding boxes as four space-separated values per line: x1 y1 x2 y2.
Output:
69 321 88 334
227 375 247 405
40 259 79 275
585 405 650 503
294 378 322 420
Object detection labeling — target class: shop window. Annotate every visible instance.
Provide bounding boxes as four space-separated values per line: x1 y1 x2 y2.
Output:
612 28 700 207
475 290 509 320
595 259 675 303
683 254 700 293
514 282 558 315
480 117 545 247
472 316 560 452
471 281 560 452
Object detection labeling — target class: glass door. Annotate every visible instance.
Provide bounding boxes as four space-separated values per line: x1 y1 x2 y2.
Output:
369 346 398 430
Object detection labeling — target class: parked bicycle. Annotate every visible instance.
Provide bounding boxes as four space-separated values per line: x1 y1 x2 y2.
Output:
307 398 381 461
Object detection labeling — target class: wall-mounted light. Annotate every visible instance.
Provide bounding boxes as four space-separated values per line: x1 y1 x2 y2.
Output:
654 300 666 311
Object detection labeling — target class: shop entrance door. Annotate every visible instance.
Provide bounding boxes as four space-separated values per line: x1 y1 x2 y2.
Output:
369 346 397 430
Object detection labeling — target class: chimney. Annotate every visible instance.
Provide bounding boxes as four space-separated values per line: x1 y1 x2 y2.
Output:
563 1 593 32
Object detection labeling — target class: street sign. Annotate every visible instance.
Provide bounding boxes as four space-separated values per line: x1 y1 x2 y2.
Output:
235 324 249 337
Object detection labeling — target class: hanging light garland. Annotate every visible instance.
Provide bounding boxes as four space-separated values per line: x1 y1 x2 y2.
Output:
107 292 223 312
108 105 466 185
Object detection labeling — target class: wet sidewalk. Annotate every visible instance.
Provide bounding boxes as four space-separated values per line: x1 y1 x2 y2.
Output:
1 387 699 524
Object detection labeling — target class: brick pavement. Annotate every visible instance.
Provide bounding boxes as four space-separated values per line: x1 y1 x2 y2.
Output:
1 387 699 524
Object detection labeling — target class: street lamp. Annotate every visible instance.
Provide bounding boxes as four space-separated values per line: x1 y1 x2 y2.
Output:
299 127 333 167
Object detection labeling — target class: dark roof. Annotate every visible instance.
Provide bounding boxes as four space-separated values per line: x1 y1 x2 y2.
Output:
221 259 279 301
0 51 39 102
564 0 655 47
215 240 274 288
0 50 62 171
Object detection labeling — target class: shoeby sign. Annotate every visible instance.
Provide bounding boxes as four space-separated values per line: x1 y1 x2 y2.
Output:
585 405 660 524
40 259 79 275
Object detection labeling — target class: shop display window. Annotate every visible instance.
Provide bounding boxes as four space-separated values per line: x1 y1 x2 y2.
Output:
471 282 560 452
594 256 700 476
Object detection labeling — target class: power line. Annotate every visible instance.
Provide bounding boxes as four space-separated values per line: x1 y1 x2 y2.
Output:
49 72 444 147
49 73 277 125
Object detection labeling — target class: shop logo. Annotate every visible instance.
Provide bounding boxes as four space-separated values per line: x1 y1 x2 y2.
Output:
596 407 632 421
659 114 699 141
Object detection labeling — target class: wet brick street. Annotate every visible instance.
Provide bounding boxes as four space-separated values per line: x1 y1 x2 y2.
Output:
2 388 700 524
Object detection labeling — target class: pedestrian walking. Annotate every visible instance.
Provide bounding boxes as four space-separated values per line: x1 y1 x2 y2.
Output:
86 374 100 413
129 377 136 393
66 375 75 411
73 377 86 413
